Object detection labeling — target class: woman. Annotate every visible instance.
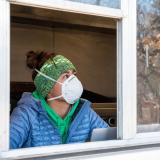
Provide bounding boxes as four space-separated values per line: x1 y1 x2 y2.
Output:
10 51 108 149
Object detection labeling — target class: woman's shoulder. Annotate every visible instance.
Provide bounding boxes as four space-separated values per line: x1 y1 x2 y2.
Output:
11 92 41 117
79 98 95 113
79 98 102 117
79 98 91 106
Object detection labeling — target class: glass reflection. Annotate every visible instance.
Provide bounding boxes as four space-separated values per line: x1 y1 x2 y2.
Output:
137 0 160 132
66 0 120 9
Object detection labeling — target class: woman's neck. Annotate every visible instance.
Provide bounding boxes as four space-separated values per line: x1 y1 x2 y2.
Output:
47 100 70 119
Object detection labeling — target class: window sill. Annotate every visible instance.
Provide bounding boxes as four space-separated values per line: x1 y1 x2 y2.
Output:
1 137 160 159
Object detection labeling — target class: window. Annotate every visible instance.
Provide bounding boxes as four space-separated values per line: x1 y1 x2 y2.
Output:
0 0 145 159
137 0 160 133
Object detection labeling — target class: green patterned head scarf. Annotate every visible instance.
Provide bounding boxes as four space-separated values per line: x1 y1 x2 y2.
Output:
34 55 76 98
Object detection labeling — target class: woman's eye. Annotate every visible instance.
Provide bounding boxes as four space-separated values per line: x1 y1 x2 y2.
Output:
64 74 69 79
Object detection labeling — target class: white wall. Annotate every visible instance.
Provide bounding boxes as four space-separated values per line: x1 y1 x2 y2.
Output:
11 24 116 97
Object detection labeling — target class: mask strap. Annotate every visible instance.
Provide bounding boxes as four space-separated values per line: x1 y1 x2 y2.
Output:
47 95 63 101
35 69 63 85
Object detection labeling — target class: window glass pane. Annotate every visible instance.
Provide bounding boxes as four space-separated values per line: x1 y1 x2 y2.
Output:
65 0 120 9
137 0 160 132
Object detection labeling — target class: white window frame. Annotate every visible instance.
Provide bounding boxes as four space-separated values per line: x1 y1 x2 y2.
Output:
0 0 10 152
1 0 160 159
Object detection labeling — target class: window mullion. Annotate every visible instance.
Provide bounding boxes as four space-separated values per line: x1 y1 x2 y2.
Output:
117 0 137 139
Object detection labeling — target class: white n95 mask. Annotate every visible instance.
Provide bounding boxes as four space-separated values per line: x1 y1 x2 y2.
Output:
35 69 83 104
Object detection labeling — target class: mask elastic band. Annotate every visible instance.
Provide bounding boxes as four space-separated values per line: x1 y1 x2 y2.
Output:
35 69 63 85
47 95 63 101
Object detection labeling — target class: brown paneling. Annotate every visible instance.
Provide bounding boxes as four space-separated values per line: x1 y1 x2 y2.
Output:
11 4 116 29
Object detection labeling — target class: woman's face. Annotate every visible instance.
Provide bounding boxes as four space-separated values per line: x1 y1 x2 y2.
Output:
47 69 77 101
